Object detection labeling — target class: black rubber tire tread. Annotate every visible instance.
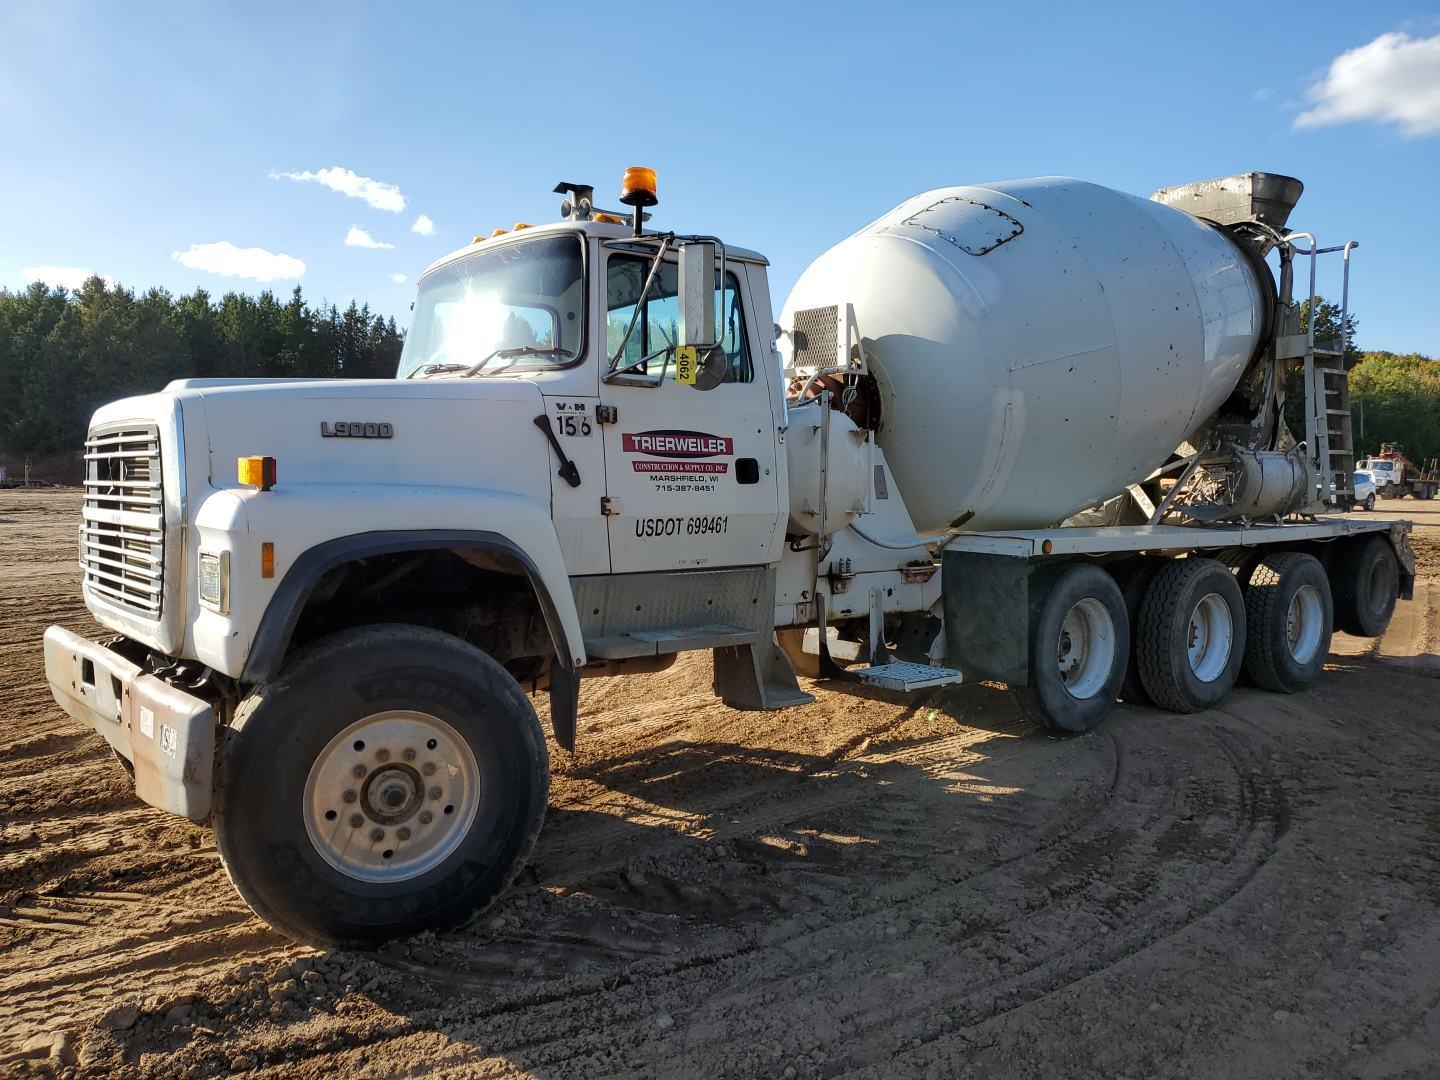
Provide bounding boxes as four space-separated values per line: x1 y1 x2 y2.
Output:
215 624 549 947
1112 558 1164 706
1242 552 1333 693
1331 534 1400 637
1135 557 1247 714
1012 563 1129 735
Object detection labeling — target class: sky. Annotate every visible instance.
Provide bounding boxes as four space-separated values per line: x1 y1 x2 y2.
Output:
2 1 1438 354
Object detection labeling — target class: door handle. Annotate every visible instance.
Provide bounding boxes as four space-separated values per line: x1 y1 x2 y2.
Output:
736 458 760 484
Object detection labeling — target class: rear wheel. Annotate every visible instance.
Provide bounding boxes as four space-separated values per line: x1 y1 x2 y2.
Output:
1364 494 1376 512
1242 552 1333 692
1013 563 1128 734
1136 558 1246 713
1332 535 1400 637
215 624 549 946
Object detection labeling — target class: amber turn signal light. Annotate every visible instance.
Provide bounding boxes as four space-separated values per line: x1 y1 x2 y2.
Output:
619 166 658 207
237 456 277 491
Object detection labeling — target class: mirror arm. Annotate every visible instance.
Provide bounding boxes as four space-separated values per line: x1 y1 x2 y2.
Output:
604 344 673 385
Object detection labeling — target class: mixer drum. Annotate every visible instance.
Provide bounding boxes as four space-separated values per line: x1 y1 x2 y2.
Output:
781 178 1268 532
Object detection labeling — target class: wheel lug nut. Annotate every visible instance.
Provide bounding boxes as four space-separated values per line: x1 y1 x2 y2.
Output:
370 828 385 843
343 790 357 803
419 810 433 825
422 762 437 776
429 787 442 801
352 765 366 778
376 748 390 763
397 827 411 841
349 814 364 829
403 747 416 761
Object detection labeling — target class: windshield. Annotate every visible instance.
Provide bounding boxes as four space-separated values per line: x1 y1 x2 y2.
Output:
398 234 585 378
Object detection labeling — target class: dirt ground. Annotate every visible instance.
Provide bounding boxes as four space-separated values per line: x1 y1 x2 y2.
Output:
1 491 1438 1079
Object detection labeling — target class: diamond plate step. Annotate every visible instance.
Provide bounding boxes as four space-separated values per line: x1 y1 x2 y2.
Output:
853 661 964 692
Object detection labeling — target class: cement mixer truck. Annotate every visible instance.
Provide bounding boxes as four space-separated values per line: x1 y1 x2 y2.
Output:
44 167 1416 945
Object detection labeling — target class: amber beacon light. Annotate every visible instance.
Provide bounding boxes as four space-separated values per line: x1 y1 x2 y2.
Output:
619 166 658 207
237 456 277 491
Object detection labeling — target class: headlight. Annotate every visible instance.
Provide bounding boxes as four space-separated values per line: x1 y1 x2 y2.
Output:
198 551 230 614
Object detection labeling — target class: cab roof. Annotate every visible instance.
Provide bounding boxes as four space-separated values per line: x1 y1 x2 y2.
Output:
418 219 768 281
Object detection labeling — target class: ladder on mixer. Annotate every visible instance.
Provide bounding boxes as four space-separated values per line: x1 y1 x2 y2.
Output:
1276 236 1359 508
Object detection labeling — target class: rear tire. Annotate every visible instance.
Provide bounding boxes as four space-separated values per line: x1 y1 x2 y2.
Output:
1013 563 1128 734
1113 558 1163 706
1242 552 1333 692
215 625 549 947
1364 494 1376 512
1332 535 1400 637
1136 558 1246 713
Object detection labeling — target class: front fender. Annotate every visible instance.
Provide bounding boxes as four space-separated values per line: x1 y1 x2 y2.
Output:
187 483 585 683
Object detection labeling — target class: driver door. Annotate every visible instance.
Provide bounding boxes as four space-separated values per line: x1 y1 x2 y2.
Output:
598 250 782 574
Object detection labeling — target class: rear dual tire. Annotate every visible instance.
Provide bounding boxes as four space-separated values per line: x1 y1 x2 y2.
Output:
1241 552 1332 693
1333 534 1400 637
1014 564 1129 734
1135 558 1246 713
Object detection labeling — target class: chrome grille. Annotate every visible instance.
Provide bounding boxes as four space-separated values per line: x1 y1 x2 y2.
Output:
82 423 164 617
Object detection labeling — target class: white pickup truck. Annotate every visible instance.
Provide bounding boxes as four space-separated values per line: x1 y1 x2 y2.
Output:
45 168 1414 945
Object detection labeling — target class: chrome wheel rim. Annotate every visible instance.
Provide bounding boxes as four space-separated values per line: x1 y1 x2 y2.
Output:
303 710 480 883
1287 584 1324 663
1187 592 1233 682
1056 597 1116 700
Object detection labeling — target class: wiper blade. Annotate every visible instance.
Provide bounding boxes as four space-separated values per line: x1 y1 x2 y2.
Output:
407 363 469 379
461 346 573 378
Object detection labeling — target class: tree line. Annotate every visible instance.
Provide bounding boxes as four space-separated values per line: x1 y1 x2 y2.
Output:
0 276 403 456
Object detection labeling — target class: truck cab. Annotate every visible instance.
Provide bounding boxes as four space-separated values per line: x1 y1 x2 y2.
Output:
42 170 834 945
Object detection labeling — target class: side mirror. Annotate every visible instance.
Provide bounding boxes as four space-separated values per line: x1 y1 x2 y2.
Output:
677 241 724 390
678 241 716 349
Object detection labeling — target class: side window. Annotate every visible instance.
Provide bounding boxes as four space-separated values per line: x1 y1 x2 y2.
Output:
605 255 753 384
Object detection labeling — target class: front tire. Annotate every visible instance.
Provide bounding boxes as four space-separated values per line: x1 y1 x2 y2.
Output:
1136 558 1246 713
215 625 549 946
1013 563 1128 734
1364 494 1376 512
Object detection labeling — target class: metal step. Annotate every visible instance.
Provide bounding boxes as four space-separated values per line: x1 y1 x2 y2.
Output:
586 623 757 659
854 661 964 692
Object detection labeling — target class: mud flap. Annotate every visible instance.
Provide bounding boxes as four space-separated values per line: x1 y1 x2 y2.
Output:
713 637 815 711
548 657 581 752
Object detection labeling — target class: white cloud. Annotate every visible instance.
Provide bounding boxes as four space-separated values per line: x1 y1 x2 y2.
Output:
411 214 435 236
171 242 305 282
270 166 406 212
1295 32 1440 136
22 265 104 290
345 226 394 250
389 273 408 284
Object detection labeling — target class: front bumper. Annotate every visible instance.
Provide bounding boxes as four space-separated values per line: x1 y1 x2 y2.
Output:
43 626 215 821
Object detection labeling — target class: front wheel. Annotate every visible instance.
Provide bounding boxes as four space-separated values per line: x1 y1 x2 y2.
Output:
1364 494 1376 512
215 625 549 946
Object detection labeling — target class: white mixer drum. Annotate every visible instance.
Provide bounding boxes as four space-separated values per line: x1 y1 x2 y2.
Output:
781 177 1267 532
